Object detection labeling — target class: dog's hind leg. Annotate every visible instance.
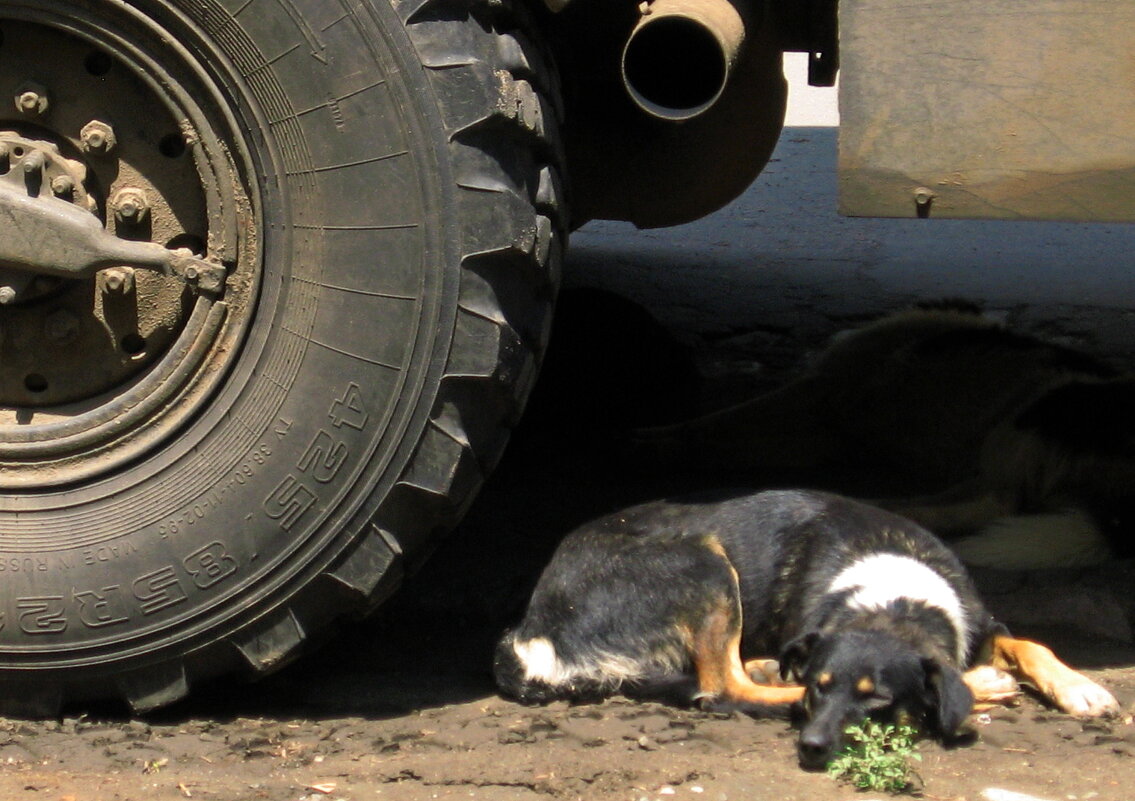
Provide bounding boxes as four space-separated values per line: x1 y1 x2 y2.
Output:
884 482 1015 537
689 595 804 709
891 487 1113 569
987 634 1120 717
951 509 1113 569
632 376 844 475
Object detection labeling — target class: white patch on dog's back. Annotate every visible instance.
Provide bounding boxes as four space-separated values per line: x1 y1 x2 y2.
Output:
829 553 968 663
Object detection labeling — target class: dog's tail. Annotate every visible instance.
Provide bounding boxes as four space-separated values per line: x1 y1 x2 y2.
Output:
492 629 558 704
493 629 636 704
950 508 1111 570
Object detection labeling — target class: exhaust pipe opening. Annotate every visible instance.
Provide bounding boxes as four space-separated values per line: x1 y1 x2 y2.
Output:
622 0 746 121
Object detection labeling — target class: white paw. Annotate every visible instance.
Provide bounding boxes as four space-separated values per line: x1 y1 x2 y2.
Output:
745 659 781 684
1054 679 1121 717
966 665 1020 702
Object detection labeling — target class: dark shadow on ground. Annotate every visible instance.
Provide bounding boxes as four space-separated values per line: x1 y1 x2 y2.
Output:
149 287 1135 725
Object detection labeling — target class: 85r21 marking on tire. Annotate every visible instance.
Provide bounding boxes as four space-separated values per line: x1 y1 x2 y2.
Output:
0 0 564 715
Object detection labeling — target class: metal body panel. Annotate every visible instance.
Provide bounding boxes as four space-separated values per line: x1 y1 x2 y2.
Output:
839 0 1135 221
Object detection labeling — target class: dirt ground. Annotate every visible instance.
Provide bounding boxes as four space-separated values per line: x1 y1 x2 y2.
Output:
1 289 1133 801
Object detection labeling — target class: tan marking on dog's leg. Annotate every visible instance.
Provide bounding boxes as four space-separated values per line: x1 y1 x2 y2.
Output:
690 600 803 707
988 634 1119 717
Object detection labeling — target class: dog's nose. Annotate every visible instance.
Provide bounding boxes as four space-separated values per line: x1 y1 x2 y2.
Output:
797 733 833 770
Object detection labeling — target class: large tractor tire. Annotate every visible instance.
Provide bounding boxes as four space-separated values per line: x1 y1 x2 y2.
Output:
0 0 563 714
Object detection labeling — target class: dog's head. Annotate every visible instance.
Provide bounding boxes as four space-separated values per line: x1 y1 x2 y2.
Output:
780 629 973 770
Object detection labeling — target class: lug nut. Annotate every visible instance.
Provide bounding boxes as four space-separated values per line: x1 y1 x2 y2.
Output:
102 267 135 294
51 175 75 198
15 82 48 116
22 150 46 175
80 120 116 155
0 286 16 305
112 187 150 224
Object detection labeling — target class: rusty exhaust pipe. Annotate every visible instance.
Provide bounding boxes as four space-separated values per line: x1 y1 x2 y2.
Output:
621 0 747 121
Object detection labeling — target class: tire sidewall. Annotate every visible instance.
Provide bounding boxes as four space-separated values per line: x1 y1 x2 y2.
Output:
0 0 463 683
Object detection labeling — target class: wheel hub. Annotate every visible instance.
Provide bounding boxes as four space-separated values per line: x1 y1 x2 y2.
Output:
0 132 93 302
0 10 255 484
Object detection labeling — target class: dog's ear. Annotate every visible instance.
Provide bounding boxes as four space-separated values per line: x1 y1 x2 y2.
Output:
921 658 974 737
779 632 820 682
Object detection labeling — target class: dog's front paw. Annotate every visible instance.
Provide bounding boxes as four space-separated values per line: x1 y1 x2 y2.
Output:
964 665 1020 704
1053 679 1121 717
744 658 783 685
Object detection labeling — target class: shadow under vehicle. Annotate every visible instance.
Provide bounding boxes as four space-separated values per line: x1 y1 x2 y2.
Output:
0 0 1130 713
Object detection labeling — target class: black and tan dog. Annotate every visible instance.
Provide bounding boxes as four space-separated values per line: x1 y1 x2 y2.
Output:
494 489 1119 768
635 303 1135 569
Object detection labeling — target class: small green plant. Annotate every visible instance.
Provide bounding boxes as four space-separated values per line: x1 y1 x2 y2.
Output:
826 720 922 794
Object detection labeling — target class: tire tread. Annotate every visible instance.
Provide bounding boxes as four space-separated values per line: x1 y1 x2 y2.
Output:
309 0 564 622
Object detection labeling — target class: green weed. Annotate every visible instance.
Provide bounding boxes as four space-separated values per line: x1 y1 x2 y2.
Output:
826 720 922 794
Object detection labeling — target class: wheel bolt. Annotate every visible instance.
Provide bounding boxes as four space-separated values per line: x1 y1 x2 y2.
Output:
15 82 48 116
22 150 46 176
0 286 16 305
80 120 116 155
112 187 150 224
102 267 135 294
51 175 75 198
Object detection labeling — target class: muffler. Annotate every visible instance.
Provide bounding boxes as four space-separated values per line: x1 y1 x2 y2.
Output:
621 0 748 121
